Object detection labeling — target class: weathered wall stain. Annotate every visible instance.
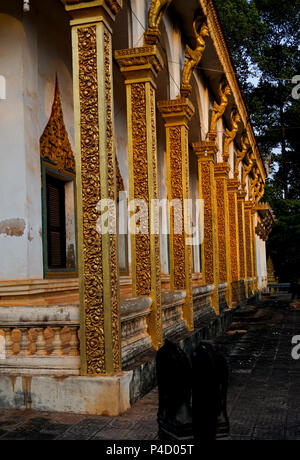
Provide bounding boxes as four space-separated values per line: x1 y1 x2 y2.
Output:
0 219 26 237
67 243 76 269
27 228 34 242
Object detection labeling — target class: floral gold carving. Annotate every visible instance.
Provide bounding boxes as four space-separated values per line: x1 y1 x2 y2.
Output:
244 204 253 282
227 180 240 282
169 127 185 290
104 29 121 372
237 194 246 280
40 78 75 172
131 83 152 295
78 26 105 375
215 178 227 283
158 98 194 329
201 163 214 285
150 86 162 341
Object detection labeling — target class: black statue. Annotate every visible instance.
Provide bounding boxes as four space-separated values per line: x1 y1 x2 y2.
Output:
156 339 230 441
156 340 193 441
191 341 229 441
290 279 300 300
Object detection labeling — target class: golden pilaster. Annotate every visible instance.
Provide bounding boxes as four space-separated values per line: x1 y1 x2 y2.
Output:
115 46 163 350
251 206 258 292
237 190 248 297
158 98 195 330
227 179 240 298
214 163 232 308
193 142 219 314
244 201 255 294
65 0 122 375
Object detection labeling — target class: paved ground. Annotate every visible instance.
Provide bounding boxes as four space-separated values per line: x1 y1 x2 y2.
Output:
0 294 299 441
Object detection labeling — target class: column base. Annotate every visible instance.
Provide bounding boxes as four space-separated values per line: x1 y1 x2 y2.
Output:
0 372 132 416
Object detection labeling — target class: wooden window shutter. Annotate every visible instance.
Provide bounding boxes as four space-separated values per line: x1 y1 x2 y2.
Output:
46 176 66 269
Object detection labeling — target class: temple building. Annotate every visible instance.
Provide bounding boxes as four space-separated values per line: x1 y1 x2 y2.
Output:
0 0 274 415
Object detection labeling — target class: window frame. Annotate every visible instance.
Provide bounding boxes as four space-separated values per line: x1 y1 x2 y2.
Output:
41 159 78 279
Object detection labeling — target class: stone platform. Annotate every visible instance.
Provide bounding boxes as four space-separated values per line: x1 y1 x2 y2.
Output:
0 294 298 440
0 303 232 415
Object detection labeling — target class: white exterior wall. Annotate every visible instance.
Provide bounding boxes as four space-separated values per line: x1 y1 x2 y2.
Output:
0 0 73 281
256 221 268 292
0 11 28 279
0 0 268 288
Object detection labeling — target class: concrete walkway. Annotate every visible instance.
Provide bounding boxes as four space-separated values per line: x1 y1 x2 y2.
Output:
0 294 299 440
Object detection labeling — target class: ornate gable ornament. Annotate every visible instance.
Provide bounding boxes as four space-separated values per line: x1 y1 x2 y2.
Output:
181 16 209 98
144 0 173 45
40 78 75 173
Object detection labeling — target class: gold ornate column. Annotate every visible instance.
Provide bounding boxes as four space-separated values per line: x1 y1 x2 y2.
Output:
115 46 163 350
244 200 255 295
248 169 260 293
214 163 232 307
237 190 248 297
232 135 249 298
64 0 122 375
213 109 240 308
252 179 265 292
157 98 195 330
239 150 255 297
193 142 219 314
227 179 240 298
251 205 258 292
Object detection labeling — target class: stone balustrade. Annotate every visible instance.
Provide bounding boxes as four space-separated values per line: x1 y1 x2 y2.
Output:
0 326 80 357
0 283 224 374
162 291 187 339
0 306 81 375
0 298 154 373
193 284 215 328
218 282 228 312
120 296 152 368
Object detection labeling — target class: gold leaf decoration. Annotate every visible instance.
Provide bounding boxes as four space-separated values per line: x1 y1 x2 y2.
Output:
40 78 75 172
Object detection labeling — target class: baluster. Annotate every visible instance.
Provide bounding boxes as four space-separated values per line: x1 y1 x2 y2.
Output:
60 326 71 355
36 328 47 356
20 329 30 356
52 328 63 356
28 328 38 355
69 327 80 356
0 329 5 359
4 329 12 357
44 327 54 355
11 329 22 355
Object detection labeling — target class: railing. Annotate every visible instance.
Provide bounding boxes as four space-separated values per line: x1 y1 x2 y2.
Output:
120 296 152 367
193 285 215 328
268 283 291 293
0 283 224 374
0 305 80 375
162 291 187 339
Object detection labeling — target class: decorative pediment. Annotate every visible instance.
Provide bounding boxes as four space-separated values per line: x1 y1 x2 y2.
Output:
40 78 75 173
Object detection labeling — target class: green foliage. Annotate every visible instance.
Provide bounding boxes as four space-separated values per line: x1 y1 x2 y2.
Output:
215 0 300 281
267 200 300 282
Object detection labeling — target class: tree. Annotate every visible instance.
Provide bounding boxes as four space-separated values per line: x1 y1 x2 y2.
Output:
215 0 300 281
